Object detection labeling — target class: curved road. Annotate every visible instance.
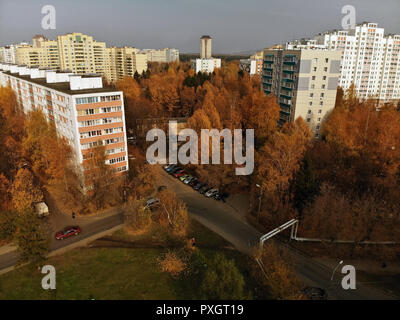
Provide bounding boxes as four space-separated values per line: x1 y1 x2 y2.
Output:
158 168 398 300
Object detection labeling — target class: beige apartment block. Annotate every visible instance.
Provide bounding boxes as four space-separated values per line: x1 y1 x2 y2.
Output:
104 47 147 83
16 46 40 67
133 53 148 75
142 48 179 63
7 33 149 84
16 40 60 71
262 48 341 137
57 32 106 74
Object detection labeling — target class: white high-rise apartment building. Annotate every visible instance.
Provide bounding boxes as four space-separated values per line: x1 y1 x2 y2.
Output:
0 63 129 177
287 23 400 103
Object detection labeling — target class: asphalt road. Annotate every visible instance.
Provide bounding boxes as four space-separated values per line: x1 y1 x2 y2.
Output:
1 167 397 299
0 211 124 271
158 168 398 300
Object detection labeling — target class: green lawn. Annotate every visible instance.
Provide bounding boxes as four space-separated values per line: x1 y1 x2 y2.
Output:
0 220 254 300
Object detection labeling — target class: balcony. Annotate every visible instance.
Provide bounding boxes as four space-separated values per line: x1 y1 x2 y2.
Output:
280 89 292 97
283 66 296 72
281 83 294 90
283 56 297 64
264 55 274 63
263 74 273 80
280 98 292 105
280 105 291 114
282 73 294 81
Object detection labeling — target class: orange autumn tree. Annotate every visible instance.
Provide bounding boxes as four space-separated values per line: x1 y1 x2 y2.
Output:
0 173 12 212
11 168 43 213
257 118 312 196
157 189 189 238
317 99 400 193
148 73 180 115
84 145 122 209
0 86 25 174
255 118 312 219
297 89 400 245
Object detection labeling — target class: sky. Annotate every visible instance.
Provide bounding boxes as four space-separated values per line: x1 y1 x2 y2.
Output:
0 0 399 53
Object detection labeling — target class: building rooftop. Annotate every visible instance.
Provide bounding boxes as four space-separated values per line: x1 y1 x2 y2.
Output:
2 70 118 95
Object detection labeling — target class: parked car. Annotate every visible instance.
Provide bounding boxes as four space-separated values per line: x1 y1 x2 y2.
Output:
199 185 211 195
189 178 198 187
183 176 195 184
205 188 219 198
144 197 160 210
193 182 205 190
55 226 81 240
169 167 182 175
174 170 187 178
179 174 190 182
213 192 228 201
301 287 328 300
165 164 177 172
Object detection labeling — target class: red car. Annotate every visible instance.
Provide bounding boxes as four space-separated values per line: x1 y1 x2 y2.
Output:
55 226 81 240
173 170 187 178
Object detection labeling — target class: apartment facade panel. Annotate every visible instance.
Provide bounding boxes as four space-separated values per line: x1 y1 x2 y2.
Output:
262 48 341 137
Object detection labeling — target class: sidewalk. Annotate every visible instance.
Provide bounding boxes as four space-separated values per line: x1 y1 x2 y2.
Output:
0 243 17 256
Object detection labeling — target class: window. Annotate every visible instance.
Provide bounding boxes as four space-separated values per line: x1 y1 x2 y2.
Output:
323 76 327 80
320 101 323 106
76 97 99 104
322 84 326 89
325 58 329 63
115 166 127 172
320 93 324 97
312 76 316 80
310 93 314 97
100 95 121 102
108 156 125 164
309 102 312 106
324 67 328 72
313 67 317 72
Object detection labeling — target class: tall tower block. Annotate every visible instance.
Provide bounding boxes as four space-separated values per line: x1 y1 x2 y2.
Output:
200 35 212 59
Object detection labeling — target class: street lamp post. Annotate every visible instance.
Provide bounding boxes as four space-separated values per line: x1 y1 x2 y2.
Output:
256 184 262 223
